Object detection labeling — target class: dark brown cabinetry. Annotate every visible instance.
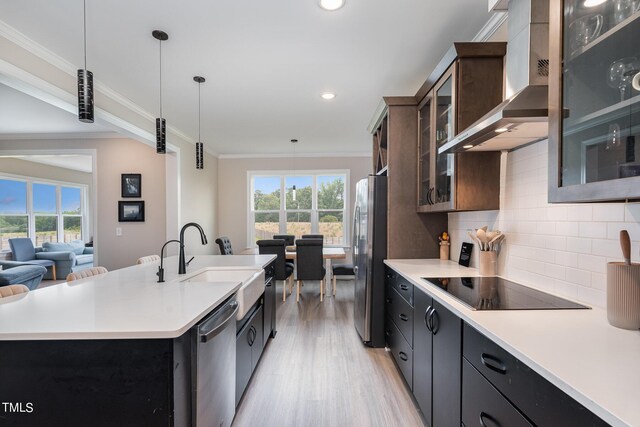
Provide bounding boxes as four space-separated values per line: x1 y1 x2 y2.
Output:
462 323 607 426
370 98 447 259
385 266 414 389
549 0 640 202
417 43 505 212
414 284 462 427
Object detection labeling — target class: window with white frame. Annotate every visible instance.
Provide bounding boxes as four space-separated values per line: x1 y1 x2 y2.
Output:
250 171 348 247
0 176 87 251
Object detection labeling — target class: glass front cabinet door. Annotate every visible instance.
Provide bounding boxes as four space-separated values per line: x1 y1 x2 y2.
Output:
418 94 433 207
549 0 640 202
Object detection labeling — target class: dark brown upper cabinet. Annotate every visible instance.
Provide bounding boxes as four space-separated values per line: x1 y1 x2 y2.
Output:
549 0 640 202
416 43 506 212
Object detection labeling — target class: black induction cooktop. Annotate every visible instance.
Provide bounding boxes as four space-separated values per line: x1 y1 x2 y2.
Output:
421 277 590 311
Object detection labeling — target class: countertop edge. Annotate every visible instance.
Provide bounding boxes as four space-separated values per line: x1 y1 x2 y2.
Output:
384 259 628 427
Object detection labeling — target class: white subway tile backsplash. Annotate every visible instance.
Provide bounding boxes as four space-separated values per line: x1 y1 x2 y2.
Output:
593 204 625 222
579 222 607 239
577 254 607 274
566 237 592 254
448 140 640 309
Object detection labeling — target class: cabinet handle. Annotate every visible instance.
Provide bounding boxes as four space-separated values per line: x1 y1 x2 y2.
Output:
480 353 507 375
399 313 409 322
424 305 432 332
427 187 433 205
430 308 439 335
399 284 409 291
399 351 408 362
386 297 393 304
479 411 500 427
248 326 256 346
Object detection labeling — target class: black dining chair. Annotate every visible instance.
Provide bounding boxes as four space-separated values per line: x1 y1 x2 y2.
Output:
294 238 325 302
273 234 295 247
257 239 295 302
301 234 324 240
215 236 234 255
331 263 354 296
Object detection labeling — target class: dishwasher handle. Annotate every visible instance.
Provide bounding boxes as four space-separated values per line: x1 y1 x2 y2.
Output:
199 300 238 343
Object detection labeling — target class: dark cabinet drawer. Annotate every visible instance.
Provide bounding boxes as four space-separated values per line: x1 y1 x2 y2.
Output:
463 323 607 426
385 287 414 346
385 315 413 390
385 266 414 305
462 359 532 427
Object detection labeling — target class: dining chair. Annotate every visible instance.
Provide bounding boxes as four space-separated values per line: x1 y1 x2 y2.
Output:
257 239 295 301
137 254 161 264
215 236 234 255
294 238 325 302
66 266 108 282
301 234 324 240
273 234 295 247
331 263 354 296
0 284 30 298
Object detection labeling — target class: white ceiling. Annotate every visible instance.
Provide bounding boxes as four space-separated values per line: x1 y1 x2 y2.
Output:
0 0 493 155
0 83 111 136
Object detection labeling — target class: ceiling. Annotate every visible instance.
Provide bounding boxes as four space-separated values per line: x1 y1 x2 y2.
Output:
0 0 494 155
0 83 111 136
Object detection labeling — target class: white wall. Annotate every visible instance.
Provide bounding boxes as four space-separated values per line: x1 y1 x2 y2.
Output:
0 137 218 270
217 155 370 255
449 140 640 308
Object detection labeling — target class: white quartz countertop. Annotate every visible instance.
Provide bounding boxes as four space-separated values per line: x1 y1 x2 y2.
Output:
0 255 275 340
385 259 640 427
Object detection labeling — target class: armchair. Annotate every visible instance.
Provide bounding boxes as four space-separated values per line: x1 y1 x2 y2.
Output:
2 238 57 280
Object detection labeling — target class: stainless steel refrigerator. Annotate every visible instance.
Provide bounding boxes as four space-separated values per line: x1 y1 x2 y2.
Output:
353 175 387 347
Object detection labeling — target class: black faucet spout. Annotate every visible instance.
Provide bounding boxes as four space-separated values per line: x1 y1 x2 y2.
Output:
178 222 208 274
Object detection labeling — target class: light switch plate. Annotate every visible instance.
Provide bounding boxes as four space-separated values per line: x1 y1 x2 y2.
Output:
116 227 122 236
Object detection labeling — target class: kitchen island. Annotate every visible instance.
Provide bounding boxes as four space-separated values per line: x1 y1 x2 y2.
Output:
0 255 275 427
385 259 640 427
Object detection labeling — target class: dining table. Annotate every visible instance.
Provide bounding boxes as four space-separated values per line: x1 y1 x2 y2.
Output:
241 246 347 296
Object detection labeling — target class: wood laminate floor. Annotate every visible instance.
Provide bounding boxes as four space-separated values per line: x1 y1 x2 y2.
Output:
232 279 425 427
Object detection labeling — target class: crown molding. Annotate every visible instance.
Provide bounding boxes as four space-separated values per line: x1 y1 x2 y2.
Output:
0 132 123 141
218 151 371 159
472 10 508 42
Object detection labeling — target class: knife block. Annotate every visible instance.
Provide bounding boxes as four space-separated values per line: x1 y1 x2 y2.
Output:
478 251 497 276
607 262 640 330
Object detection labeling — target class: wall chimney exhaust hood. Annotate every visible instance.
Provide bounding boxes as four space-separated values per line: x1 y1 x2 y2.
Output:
440 0 550 154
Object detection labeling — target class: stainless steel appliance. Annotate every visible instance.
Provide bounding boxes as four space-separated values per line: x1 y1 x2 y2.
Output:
193 297 238 426
422 277 590 310
353 175 387 347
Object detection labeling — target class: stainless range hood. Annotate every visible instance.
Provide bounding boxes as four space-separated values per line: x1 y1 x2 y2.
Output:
440 0 550 154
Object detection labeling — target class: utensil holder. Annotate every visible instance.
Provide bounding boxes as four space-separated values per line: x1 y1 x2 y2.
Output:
478 251 497 276
607 262 640 330
439 242 450 260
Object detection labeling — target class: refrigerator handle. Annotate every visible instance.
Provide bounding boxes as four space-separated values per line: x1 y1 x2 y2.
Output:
352 205 360 279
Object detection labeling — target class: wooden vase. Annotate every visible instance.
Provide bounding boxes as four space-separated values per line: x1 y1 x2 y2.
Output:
439 242 450 260
478 251 497 276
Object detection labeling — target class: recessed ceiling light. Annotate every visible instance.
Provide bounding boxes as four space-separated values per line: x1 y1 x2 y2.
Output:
583 0 606 7
463 144 473 149
321 92 336 100
319 0 345 11
495 127 509 133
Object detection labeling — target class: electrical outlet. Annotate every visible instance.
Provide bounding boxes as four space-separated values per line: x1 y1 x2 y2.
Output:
116 227 122 236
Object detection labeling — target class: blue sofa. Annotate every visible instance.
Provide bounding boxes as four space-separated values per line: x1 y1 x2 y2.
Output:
0 265 47 290
1 239 94 280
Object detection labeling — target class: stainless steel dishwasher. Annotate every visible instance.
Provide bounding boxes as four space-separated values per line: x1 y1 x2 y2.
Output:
192 297 238 427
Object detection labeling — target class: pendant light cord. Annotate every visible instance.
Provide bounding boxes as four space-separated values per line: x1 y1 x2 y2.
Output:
198 81 201 142
159 39 163 119
83 0 87 69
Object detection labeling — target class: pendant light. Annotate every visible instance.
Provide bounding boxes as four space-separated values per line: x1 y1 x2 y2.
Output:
77 0 93 123
291 139 298 201
194 76 205 169
152 30 169 154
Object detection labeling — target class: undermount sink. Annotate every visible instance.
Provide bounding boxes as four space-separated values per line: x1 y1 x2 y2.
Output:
181 268 265 319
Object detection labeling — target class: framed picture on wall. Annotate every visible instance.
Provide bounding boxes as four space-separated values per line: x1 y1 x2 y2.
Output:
121 173 142 198
118 201 145 222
